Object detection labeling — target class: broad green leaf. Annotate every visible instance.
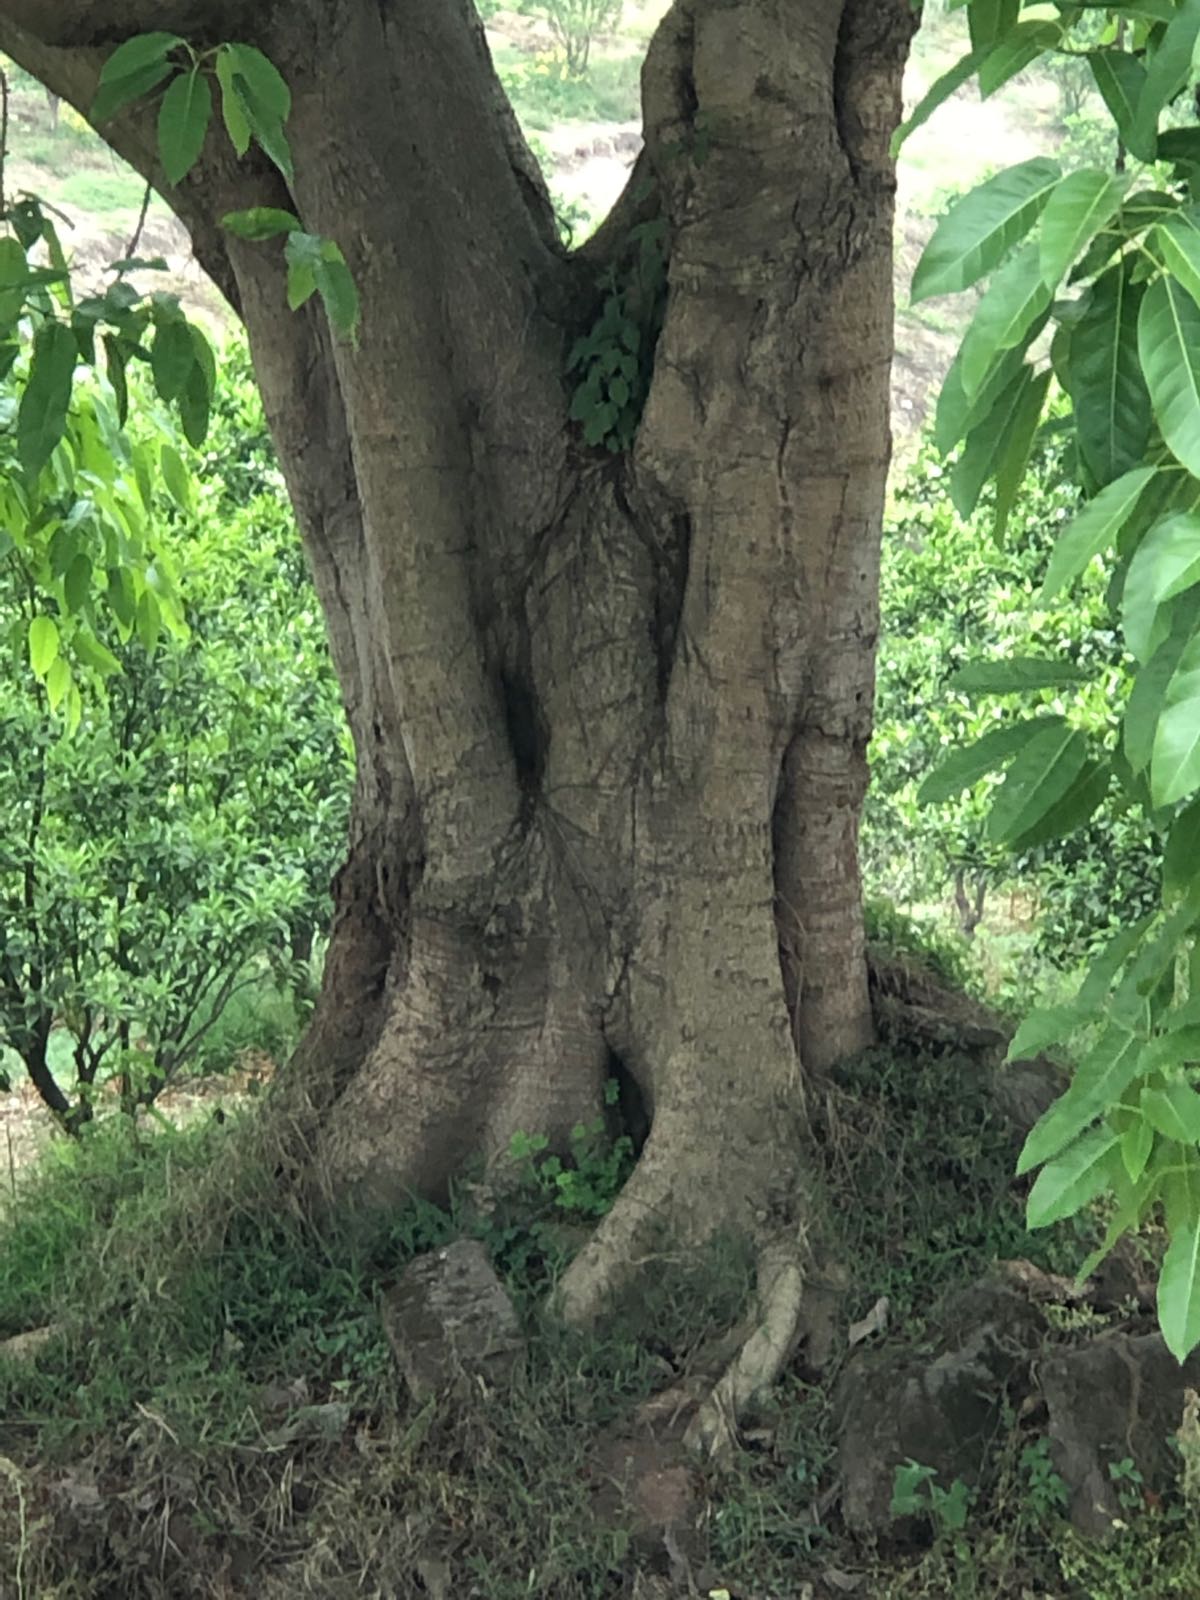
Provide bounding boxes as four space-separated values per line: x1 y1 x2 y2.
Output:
28 614 60 676
952 364 1038 520
313 249 360 342
62 553 92 615
160 443 191 509
1140 276 1200 478
1006 1002 1087 1062
1131 0 1200 161
157 69 212 186
150 316 194 402
1018 1025 1144 1175
285 231 321 311
215 47 252 156
103 333 129 424
136 590 161 653
1125 602 1200 773
44 654 70 714
231 76 294 184
912 158 1061 303
979 22 1062 99
987 721 1089 844
1089 49 1153 161
18 320 76 481
1008 758 1111 853
1160 1163 1200 1359
968 0 1019 50
993 367 1050 541
1165 798 1200 899
189 324 216 400
73 627 121 678
1069 261 1151 488
178 362 211 447
959 243 1053 397
949 657 1087 694
1152 633 1200 805
917 717 1056 804
1122 1116 1155 1184
1027 1125 1121 1228
1152 209 1200 313
891 47 989 155
1039 168 1126 289
221 44 291 121
1143 1081 1200 1144
1040 465 1157 600
220 207 301 241
1122 513 1200 662
97 32 183 84
935 341 1031 454
1078 916 1155 1012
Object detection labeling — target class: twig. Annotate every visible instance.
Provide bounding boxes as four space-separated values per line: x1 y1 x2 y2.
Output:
125 181 152 262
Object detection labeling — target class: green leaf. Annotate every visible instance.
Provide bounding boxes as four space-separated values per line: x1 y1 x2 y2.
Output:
135 589 161 653
1040 465 1157 600
986 721 1089 844
951 364 1037 520
959 243 1053 397
1140 276 1200 478
1019 1026 1144 1176
1122 1115 1155 1185
912 158 1061 303
220 206 301 241
28 615 60 676
993 367 1050 541
62 553 92 615
891 47 989 155
150 316 194 402
160 442 192 509
1125 600 1200 773
1006 1002 1087 1062
1069 261 1151 489
949 657 1087 694
1160 1165 1200 1359
157 69 212 186
935 342 1031 454
73 627 121 678
1131 0 1200 161
92 33 181 123
1039 168 1126 289
1079 917 1155 1013
1089 49 1154 162
1152 208 1200 313
231 75 294 184
1007 758 1111 852
1027 1125 1121 1228
215 47 252 156
1122 513 1200 663
44 654 70 714
979 22 1062 99
968 0 1019 51
1165 798 1200 900
916 718 1054 805
1143 1081 1200 1145
18 320 76 481
221 44 291 122
313 250 360 342
103 334 129 425
177 361 211 447
1152 633 1200 806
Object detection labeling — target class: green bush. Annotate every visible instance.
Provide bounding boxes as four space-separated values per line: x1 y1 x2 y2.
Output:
0 348 350 1123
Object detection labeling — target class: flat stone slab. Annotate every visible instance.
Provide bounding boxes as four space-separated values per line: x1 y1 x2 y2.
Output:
381 1238 525 1401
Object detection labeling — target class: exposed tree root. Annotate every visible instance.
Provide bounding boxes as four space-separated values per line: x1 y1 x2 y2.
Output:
683 1237 808 1461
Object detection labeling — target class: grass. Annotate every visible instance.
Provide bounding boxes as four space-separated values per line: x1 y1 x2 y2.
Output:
497 51 642 130
55 168 150 215
0 971 1179 1600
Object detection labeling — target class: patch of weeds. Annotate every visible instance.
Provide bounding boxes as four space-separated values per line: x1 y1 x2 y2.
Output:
1021 1436 1069 1519
499 52 641 130
865 895 978 992
56 168 149 214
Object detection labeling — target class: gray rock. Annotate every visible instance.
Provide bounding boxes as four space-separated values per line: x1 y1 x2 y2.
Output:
837 1280 1044 1535
381 1238 524 1401
1042 1331 1200 1537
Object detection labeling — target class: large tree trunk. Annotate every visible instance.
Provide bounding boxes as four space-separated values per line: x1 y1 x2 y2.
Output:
0 0 914 1443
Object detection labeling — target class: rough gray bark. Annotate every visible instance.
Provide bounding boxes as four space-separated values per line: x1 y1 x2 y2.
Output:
0 0 915 1438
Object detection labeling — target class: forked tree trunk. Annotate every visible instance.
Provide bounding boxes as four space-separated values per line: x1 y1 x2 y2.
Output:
0 0 914 1443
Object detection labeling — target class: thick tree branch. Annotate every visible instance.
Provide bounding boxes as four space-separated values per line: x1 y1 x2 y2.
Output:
0 0 245 50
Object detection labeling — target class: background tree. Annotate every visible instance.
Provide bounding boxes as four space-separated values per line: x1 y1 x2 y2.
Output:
0 0 916 1441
